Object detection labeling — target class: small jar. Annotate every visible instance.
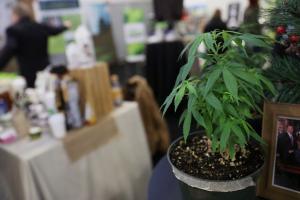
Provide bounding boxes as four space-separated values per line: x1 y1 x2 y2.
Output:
29 127 42 140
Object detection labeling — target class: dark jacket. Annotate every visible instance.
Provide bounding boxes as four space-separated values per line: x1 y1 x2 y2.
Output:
204 17 227 33
0 17 66 87
277 132 297 164
153 0 183 22
243 6 261 35
296 149 300 165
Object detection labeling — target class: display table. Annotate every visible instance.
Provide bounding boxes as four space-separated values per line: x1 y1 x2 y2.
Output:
0 102 152 200
148 156 182 200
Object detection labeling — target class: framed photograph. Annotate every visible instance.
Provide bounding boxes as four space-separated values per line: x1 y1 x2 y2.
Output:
258 102 300 200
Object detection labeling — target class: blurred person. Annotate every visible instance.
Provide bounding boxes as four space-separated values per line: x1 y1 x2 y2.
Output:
204 9 227 33
0 3 70 87
278 124 297 164
277 120 286 135
243 0 261 34
276 120 285 155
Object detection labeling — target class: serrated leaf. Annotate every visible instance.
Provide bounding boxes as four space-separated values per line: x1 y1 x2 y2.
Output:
248 129 266 145
246 82 264 97
179 40 194 59
179 36 203 83
180 60 194 83
220 121 231 151
224 35 234 49
230 62 246 69
259 75 277 96
226 104 239 118
206 93 223 111
188 35 203 58
175 58 197 88
223 68 238 99
162 89 177 116
196 52 211 60
251 131 266 145
187 95 196 115
230 69 259 85
219 115 226 124
241 120 251 140
183 111 192 141
174 85 186 111
240 105 252 118
174 67 184 87
187 83 198 97
241 47 248 57
238 34 270 48
222 32 231 49
179 110 187 125
192 110 206 128
240 84 256 107
232 125 246 147
233 37 243 46
204 69 221 96
204 33 216 53
232 37 248 56
212 110 221 123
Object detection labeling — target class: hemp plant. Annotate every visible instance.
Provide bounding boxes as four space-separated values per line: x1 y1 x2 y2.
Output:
162 31 276 159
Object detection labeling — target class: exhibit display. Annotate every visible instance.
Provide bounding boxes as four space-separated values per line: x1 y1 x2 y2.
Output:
109 1 152 62
123 7 147 62
1 0 300 199
81 2 117 62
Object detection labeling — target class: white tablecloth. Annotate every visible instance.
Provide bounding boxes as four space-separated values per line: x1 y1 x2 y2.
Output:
0 102 152 200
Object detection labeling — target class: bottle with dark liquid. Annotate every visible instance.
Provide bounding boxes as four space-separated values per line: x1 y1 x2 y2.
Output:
111 75 123 107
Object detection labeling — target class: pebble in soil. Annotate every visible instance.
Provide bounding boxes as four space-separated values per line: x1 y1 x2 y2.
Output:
170 135 264 181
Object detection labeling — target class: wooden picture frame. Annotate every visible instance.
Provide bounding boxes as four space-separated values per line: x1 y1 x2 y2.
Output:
257 102 300 200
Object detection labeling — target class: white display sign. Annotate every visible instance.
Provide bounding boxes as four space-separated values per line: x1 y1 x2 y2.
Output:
124 23 146 44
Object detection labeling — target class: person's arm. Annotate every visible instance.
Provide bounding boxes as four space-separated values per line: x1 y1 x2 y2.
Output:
41 24 68 36
0 28 17 70
42 21 71 36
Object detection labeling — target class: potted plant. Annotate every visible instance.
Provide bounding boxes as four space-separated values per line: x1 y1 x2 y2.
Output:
162 31 276 200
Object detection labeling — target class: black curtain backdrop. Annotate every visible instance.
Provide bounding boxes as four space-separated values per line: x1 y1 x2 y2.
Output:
146 41 186 107
153 0 183 22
